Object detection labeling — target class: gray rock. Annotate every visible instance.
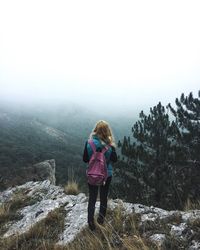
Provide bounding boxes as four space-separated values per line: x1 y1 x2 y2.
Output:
181 210 200 224
2 180 70 238
57 200 90 245
149 234 166 248
170 223 187 239
33 159 56 185
189 240 200 250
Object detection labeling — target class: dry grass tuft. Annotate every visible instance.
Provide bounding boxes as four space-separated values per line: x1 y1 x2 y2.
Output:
0 203 10 218
0 190 47 237
0 203 12 235
0 206 67 250
64 181 79 195
184 198 200 211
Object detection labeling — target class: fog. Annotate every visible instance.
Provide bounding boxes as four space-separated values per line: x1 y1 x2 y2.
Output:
0 0 200 116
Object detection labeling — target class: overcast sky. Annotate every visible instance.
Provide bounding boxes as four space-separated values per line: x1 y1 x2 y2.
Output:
0 0 200 114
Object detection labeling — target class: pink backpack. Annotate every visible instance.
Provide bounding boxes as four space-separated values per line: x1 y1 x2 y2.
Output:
86 139 109 185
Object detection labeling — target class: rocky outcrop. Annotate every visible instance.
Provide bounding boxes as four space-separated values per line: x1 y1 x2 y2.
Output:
0 159 56 189
33 159 56 185
0 180 199 249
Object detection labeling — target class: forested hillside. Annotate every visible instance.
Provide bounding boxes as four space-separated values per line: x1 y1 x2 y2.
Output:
0 108 82 190
0 103 132 191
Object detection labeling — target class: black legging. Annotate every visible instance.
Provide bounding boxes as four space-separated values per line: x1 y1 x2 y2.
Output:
88 176 112 223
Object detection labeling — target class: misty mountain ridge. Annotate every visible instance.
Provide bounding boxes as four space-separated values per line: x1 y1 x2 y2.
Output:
0 100 134 140
0 101 134 190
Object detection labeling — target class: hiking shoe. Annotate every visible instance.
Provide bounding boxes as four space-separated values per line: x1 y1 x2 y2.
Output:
88 222 96 231
97 217 104 225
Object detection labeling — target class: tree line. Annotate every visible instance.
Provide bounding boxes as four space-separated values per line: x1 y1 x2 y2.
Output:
115 90 200 210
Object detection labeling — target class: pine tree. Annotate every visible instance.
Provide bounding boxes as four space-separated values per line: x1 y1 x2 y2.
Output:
131 102 178 205
168 91 200 162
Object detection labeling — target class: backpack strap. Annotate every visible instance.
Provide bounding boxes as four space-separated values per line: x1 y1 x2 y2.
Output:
88 139 110 154
101 145 109 154
88 139 96 153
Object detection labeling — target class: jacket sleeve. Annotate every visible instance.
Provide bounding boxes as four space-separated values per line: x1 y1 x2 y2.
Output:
110 146 118 162
83 141 89 163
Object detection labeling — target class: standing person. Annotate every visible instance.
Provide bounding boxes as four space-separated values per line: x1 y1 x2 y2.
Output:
83 120 118 231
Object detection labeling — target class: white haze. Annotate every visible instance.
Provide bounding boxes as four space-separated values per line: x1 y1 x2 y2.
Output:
0 0 200 115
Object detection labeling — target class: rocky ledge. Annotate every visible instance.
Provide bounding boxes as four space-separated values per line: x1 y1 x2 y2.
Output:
0 180 199 249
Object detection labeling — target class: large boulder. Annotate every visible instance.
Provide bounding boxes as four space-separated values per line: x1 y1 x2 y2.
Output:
33 159 56 185
0 159 56 189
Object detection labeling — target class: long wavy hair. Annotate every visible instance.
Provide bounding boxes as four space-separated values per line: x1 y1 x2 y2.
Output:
89 120 116 147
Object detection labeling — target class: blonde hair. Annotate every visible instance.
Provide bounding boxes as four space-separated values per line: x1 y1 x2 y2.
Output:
89 120 116 147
